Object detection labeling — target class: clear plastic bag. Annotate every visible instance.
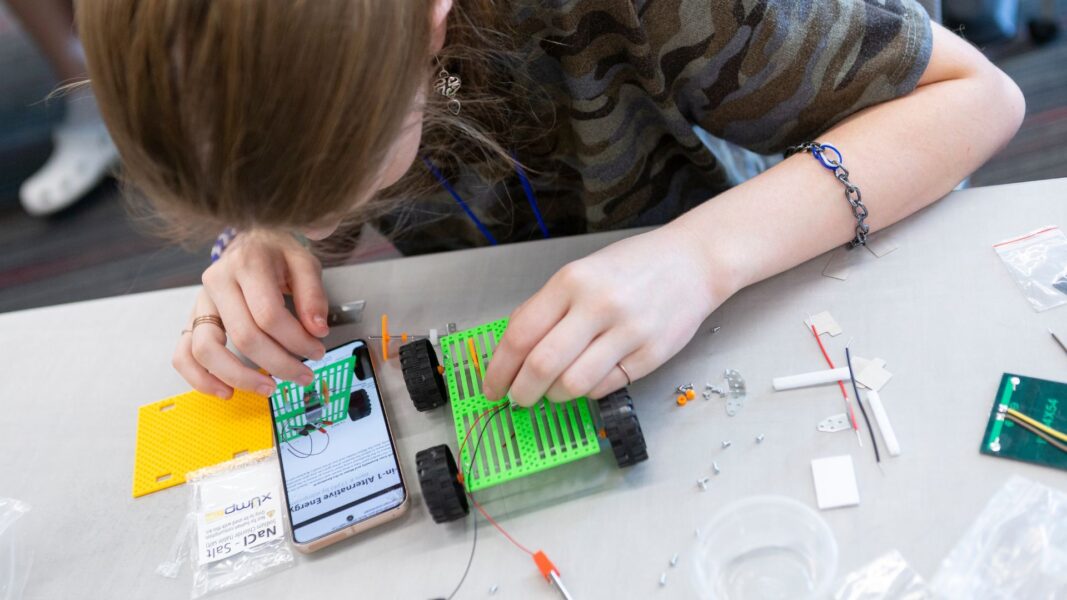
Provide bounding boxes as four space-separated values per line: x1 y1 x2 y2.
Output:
0 498 32 600
993 225 1067 312
834 550 931 600
929 476 1067 599
157 449 294 598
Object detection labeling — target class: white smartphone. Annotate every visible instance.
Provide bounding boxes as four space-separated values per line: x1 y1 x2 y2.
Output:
269 339 408 552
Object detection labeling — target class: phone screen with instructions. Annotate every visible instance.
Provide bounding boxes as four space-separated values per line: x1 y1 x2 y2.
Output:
270 339 405 544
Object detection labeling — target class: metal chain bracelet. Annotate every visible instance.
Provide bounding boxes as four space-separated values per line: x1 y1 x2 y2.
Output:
785 142 870 248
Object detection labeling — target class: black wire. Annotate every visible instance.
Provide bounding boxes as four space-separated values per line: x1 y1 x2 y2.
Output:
445 405 507 600
845 346 881 463
1005 413 1067 454
284 424 330 458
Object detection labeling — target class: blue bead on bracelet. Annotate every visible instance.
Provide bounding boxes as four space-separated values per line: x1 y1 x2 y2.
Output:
210 227 237 263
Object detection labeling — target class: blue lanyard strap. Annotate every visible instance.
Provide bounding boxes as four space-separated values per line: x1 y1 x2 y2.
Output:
512 151 549 240
422 156 498 246
423 153 549 246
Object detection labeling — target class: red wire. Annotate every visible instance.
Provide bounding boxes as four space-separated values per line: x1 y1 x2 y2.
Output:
809 324 859 430
457 403 536 558
457 402 508 460
467 494 535 556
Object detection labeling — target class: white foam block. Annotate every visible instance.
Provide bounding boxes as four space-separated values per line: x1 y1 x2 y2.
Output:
866 390 901 457
811 455 860 510
865 232 900 258
808 311 843 337
856 360 892 392
822 247 860 281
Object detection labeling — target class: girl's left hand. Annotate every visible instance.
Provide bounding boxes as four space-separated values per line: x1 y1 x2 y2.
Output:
483 224 736 405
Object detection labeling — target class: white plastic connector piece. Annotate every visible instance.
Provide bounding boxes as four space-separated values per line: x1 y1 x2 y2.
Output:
429 328 439 346
772 367 851 391
866 390 900 457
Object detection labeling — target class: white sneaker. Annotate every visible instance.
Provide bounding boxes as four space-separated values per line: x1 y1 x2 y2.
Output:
19 88 119 216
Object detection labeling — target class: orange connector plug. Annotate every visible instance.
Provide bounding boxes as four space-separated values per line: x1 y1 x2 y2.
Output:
532 550 573 598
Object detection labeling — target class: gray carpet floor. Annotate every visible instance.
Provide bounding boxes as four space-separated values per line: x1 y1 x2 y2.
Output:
0 3 1064 314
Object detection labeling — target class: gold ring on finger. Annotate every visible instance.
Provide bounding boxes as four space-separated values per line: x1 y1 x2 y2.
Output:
191 314 226 333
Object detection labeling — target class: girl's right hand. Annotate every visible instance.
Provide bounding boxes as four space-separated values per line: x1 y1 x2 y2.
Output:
172 230 329 398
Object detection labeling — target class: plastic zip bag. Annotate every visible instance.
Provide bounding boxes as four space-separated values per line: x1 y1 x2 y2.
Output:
929 476 1067 599
0 498 32 600
157 449 294 598
834 550 931 600
993 225 1067 312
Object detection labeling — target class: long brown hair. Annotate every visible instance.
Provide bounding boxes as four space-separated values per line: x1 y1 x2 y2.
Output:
77 0 540 244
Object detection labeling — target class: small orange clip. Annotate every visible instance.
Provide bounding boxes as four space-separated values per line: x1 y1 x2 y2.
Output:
381 314 391 361
467 339 481 373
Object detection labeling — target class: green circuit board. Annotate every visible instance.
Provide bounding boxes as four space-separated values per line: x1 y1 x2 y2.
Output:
440 319 601 493
269 356 355 442
980 373 1067 472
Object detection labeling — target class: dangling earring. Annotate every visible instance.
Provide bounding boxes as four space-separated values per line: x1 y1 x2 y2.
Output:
433 57 462 116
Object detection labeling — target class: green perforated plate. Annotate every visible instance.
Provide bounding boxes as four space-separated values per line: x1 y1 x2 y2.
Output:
270 356 355 442
440 318 601 492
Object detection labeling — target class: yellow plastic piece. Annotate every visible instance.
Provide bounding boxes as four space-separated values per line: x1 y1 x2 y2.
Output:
381 314 391 361
132 389 273 498
467 338 481 373
685 389 696 400
676 394 687 406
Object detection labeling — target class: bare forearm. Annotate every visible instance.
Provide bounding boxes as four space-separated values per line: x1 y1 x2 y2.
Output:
672 24 1025 299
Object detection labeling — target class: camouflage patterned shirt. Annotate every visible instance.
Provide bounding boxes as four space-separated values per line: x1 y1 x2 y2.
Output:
384 0 933 254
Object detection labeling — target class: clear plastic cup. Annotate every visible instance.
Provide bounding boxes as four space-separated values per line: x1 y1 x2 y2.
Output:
691 495 838 600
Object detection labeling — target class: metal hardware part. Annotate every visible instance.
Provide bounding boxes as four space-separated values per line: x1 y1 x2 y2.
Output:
702 371 747 415
721 441 731 449
670 553 679 567
326 299 366 326
817 413 851 433
712 461 721 474
697 477 709 491
659 573 667 587
722 370 747 416
756 434 765 444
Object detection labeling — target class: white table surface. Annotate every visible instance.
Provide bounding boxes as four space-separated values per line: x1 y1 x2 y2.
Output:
3 178 1067 599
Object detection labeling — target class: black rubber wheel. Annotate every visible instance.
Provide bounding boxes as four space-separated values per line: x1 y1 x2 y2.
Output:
598 388 648 467
400 339 449 412
416 444 469 523
348 388 371 421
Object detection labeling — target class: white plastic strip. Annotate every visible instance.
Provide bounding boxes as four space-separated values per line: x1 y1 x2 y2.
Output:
773 367 851 391
866 390 900 457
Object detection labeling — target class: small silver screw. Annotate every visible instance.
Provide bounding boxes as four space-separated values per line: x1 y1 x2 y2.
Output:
713 461 721 475
676 383 694 393
697 477 709 491
489 584 498 594
721 440 732 449
756 434 765 444
695 528 701 538
659 573 667 586
670 553 679 567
